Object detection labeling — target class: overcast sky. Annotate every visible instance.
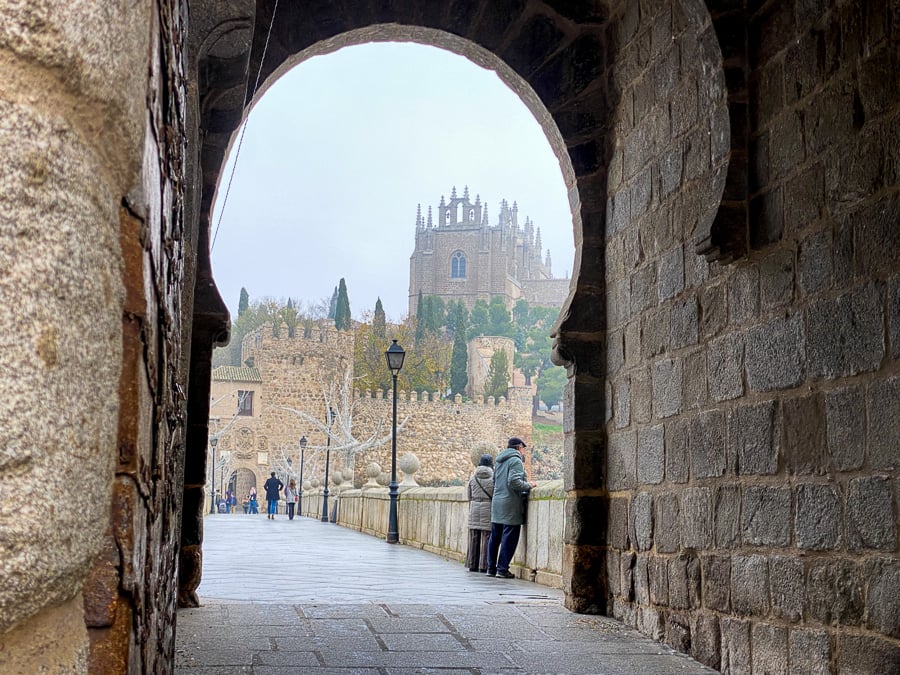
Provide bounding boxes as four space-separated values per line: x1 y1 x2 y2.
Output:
210 42 574 323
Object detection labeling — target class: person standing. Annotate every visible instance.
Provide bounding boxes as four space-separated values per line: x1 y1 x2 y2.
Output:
486 437 535 578
247 486 259 514
263 472 283 520
466 454 494 572
284 479 297 520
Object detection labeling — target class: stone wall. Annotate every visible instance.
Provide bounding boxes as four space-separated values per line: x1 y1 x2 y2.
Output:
601 1 900 670
304 480 566 588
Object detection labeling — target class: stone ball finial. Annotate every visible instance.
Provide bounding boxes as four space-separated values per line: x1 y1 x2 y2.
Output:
376 472 390 487
470 440 498 467
331 472 343 487
310 478 320 488
342 467 354 482
364 462 382 489
399 452 420 488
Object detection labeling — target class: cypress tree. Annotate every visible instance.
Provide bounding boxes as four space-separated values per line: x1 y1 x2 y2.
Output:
484 349 510 400
334 278 351 330
414 291 425 344
238 287 249 317
450 329 468 396
328 286 338 319
373 297 386 339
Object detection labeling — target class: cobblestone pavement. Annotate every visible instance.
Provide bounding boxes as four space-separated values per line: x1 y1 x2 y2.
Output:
175 514 716 674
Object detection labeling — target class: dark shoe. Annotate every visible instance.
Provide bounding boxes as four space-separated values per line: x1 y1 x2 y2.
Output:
486 570 496 577
497 570 515 579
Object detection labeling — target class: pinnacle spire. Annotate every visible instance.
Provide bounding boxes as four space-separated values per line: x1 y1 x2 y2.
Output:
427 205 433 228
463 185 469 200
451 185 457 199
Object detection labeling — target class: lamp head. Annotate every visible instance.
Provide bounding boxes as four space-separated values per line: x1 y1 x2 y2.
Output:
299 435 307 449
385 339 406 375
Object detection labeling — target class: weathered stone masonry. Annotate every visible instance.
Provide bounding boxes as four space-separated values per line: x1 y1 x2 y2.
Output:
0 1 897 672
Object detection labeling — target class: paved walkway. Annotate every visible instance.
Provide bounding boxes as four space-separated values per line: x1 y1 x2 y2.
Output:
175 514 715 674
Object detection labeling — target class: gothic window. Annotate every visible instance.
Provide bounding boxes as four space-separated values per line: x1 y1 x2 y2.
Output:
451 251 466 279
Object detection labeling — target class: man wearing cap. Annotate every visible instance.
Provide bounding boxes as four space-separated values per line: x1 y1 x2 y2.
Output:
486 437 536 578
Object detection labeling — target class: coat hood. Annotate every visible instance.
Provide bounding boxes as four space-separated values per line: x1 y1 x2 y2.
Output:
474 465 494 479
495 448 521 464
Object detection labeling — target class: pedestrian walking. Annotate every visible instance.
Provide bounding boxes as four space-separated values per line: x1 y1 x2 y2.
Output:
486 437 535 579
466 454 494 572
263 472 284 520
284 479 298 520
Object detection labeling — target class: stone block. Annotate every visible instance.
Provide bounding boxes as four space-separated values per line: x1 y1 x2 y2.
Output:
613 376 630 429
865 558 900 639
807 283 885 378
691 614 721 671
770 555 804 623
690 409 725 478
720 618 751 675
731 555 769 617
681 487 712 549
648 556 668 605
759 249 794 309
652 357 682 419
630 365 651 423
789 629 831 675
658 245 684 300
681 349 706 411
606 549 621 597
698 281 726 339
745 313 806 391
608 497 629 549
707 332 744 402
634 554 650 605
702 555 730 612
665 612 691 653
637 605 664 641
607 431 636 491
714 484 741 548
868 376 900 470
825 385 866 471
836 634 900 674
642 306 669 359
631 492 654 551
847 476 896 551
798 227 832 296
796 484 842 550
624 318 641 367
782 393 827 475
668 553 701 610
630 263 657 315
751 624 788 675
670 297 698 348
728 400 779 475
665 418 690 483
806 559 863 626
742 486 792 546
655 493 680 553
728 264 760 326
853 193 900 278
637 425 665 485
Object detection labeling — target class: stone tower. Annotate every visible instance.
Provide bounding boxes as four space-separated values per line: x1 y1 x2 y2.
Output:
408 187 568 315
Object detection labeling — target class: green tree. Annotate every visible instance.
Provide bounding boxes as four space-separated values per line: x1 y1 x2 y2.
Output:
512 299 529 325
488 297 513 337
238 287 249 317
484 349 510 400
537 366 567 408
328 286 338 319
514 350 542 386
468 300 489 338
414 291 425 344
450 329 468 396
373 297 386 339
334 278 351 330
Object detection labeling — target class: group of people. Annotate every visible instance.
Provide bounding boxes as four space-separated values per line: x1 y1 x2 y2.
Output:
238 474 300 519
466 436 536 579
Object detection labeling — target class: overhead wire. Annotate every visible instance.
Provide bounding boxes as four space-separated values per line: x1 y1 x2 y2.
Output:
211 0 281 251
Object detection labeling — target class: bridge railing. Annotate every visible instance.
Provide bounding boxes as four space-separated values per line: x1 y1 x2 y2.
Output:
300 481 565 588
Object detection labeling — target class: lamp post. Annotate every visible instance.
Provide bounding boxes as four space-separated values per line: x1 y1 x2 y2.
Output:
321 407 335 523
209 435 219 514
298 435 307 516
385 339 405 544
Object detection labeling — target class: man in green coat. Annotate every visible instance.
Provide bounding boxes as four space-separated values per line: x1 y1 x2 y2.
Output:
486 437 536 578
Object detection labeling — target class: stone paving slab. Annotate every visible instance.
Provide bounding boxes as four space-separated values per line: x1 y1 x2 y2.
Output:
176 514 716 673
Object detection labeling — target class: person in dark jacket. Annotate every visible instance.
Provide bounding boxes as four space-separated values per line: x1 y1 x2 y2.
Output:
466 454 494 572
263 472 283 520
486 437 535 578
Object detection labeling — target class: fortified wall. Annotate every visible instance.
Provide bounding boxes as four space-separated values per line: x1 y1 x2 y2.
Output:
210 322 532 491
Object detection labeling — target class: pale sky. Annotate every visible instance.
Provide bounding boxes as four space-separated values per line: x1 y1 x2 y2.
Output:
210 42 575 323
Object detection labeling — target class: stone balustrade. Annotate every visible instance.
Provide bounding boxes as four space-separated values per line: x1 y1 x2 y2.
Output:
299 481 565 587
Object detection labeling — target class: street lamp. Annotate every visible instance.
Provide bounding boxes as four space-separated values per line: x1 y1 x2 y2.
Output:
209 435 219 514
321 407 335 523
298 435 307 515
385 339 405 544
